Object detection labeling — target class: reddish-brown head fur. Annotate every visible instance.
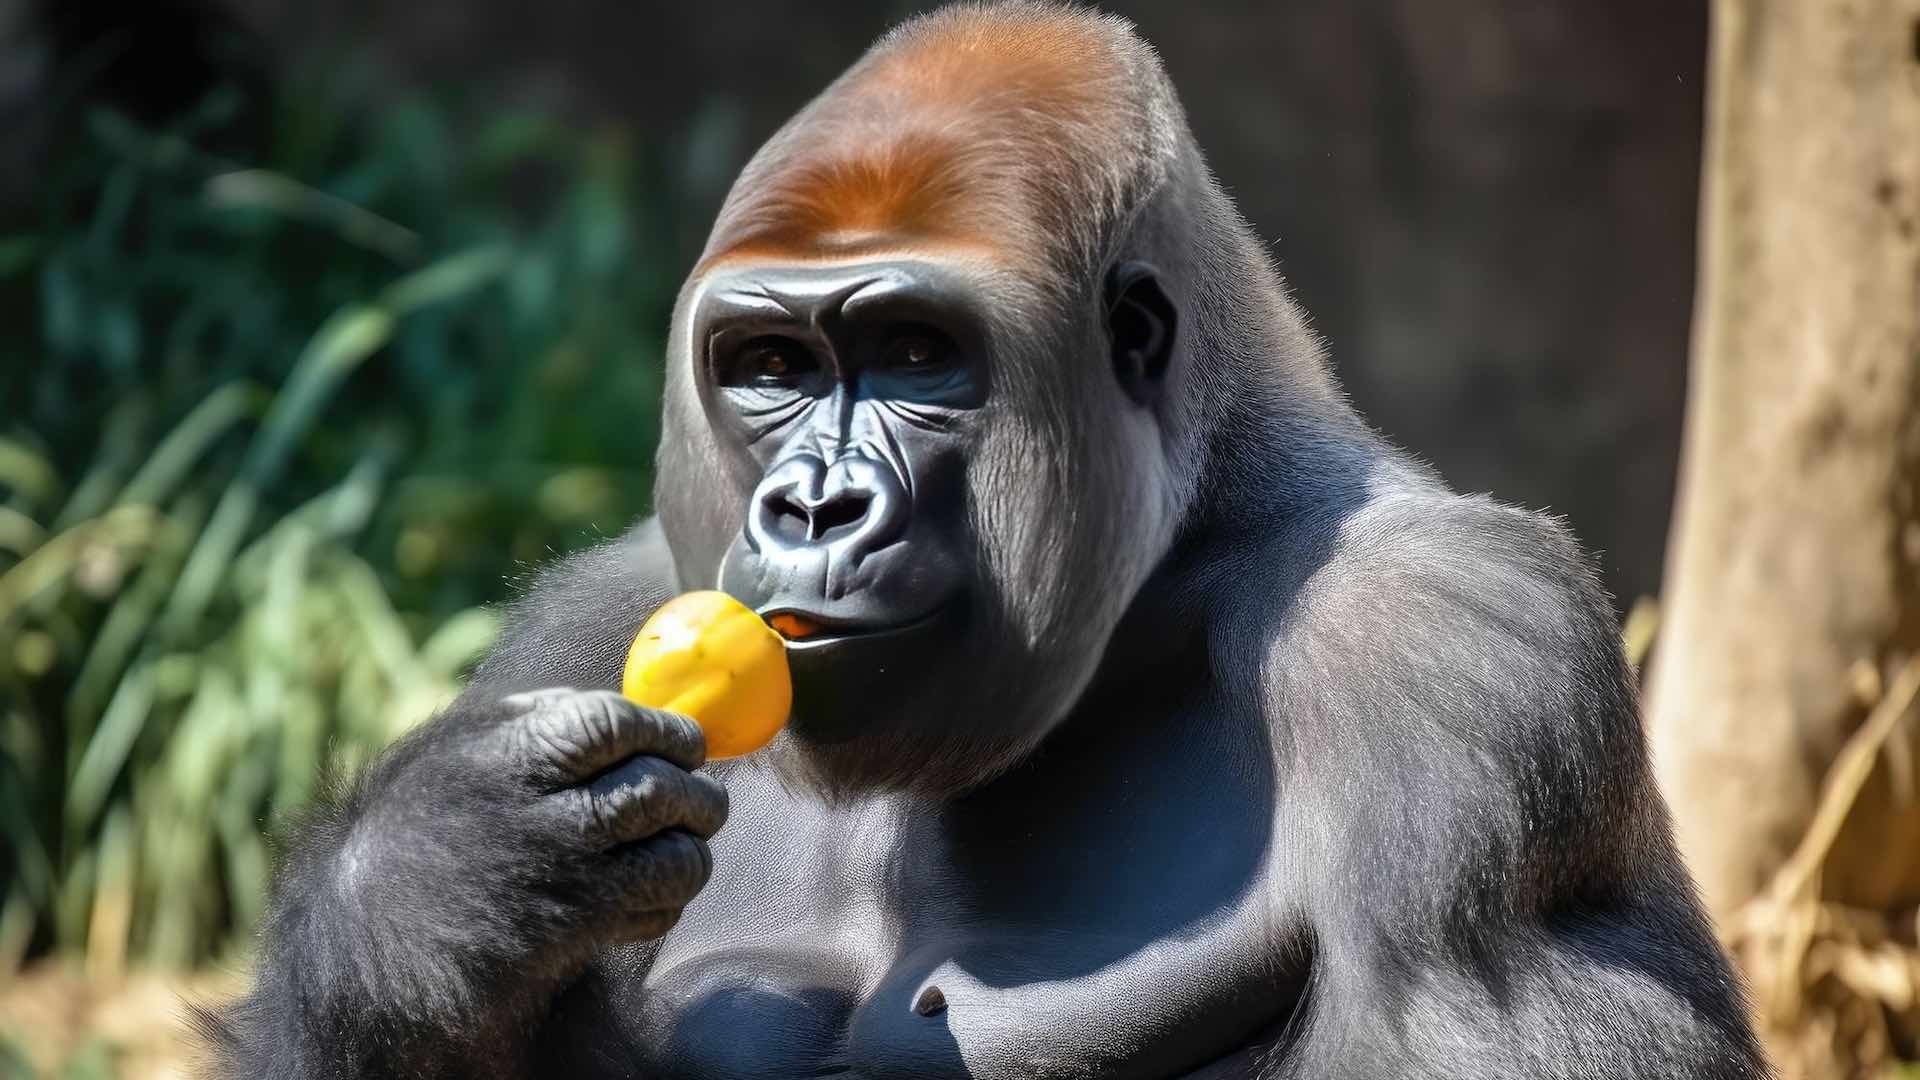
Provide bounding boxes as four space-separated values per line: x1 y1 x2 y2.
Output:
700 3 1176 273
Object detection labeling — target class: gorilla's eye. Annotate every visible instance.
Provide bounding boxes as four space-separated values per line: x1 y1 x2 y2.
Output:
731 337 817 386
881 327 954 372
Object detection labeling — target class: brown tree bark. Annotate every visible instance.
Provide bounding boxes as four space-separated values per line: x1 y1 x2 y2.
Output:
1647 0 1920 926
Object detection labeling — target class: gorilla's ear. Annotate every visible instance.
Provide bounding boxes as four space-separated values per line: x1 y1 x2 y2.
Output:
1105 261 1178 407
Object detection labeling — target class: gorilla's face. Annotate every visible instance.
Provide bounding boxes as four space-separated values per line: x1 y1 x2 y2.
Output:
662 252 1179 798
695 259 981 652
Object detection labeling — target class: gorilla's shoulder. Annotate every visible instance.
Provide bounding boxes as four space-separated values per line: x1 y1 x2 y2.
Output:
472 519 679 693
1267 489 1670 939
1274 487 1638 762
1332 488 1616 629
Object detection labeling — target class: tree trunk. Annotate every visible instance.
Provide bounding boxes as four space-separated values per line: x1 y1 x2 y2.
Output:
1647 0 1920 927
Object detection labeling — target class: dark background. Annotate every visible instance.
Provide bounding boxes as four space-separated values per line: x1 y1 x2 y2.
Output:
219 0 1708 604
5 0 1707 603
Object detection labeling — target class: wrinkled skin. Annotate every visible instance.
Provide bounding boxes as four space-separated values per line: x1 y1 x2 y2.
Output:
202 5 1769 1079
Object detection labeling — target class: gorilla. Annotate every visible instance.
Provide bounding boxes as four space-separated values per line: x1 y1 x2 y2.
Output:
204 5 1767 1078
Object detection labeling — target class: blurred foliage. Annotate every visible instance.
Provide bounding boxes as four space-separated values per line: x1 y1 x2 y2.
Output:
0 63 710 974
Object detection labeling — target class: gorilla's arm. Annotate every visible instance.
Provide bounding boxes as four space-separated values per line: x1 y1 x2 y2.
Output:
1275 496 1766 1080
198 522 699 1080
468 519 680 695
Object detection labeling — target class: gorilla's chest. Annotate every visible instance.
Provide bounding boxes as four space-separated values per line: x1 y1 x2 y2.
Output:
623 737 1288 1078
630 925 1271 1079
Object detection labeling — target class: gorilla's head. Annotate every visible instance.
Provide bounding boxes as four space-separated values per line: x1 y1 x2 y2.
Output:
655 4 1315 797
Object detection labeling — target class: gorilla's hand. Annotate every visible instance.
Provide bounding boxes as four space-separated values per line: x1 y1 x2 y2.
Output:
204 687 726 1076
309 689 725 1030
371 686 727 958
479 687 730 941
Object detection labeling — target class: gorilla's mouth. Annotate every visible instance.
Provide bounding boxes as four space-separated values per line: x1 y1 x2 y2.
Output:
759 601 953 650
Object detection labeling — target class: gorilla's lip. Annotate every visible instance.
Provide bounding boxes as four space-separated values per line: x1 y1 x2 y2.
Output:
758 603 950 649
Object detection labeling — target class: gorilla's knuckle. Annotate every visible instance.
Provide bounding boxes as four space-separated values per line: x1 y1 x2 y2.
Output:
578 690 629 749
614 777 669 836
629 706 695 762
634 706 673 747
629 769 667 803
576 789 616 844
517 712 585 773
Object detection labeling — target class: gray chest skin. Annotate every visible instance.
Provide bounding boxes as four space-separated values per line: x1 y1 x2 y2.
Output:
605 682 1298 1079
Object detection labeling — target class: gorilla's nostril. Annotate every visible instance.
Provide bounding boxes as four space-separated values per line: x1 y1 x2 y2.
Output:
761 486 872 546
766 496 811 544
747 456 903 556
809 493 871 541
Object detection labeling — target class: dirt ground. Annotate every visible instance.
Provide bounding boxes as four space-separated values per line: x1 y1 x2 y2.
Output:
0 964 244 1080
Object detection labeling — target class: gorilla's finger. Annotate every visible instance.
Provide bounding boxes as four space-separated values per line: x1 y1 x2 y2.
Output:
605 829 714 914
570 754 730 847
509 689 707 781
